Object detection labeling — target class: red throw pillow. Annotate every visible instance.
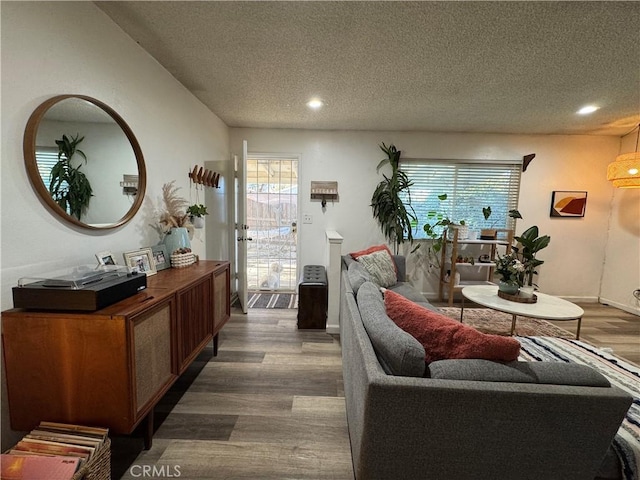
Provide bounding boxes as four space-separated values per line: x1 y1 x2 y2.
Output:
350 244 393 260
384 289 520 364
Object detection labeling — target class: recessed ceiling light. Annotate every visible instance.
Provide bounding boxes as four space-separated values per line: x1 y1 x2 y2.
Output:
577 105 599 115
306 99 324 110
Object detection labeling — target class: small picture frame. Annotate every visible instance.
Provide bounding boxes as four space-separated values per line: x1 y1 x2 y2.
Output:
151 244 170 271
550 191 588 217
123 248 157 276
96 251 117 266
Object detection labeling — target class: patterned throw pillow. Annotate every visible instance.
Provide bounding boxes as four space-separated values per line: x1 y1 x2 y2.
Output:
356 249 397 288
384 289 520 363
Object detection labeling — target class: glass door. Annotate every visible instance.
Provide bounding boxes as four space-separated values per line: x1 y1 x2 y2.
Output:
246 155 299 291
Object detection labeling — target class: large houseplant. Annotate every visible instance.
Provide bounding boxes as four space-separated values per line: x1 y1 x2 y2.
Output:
50 133 93 220
371 143 416 253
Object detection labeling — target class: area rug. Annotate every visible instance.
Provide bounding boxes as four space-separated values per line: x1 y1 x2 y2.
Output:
438 307 575 338
248 292 298 309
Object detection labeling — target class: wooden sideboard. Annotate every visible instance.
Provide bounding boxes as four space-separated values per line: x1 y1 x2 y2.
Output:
2 260 230 447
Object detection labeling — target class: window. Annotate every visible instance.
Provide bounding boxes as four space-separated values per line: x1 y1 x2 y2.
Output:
36 146 72 215
35 147 61 191
401 159 522 239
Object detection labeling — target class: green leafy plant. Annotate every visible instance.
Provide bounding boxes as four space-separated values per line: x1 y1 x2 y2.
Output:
513 225 551 287
424 194 467 235
494 252 525 284
482 206 522 227
187 204 208 217
49 133 93 221
371 143 416 253
420 193 467 268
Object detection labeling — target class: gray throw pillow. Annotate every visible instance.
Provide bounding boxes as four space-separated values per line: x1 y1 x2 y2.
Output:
356 282 425 377
348 261 372 294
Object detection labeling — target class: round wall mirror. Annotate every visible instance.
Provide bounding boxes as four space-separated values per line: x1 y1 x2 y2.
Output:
23 95 146 230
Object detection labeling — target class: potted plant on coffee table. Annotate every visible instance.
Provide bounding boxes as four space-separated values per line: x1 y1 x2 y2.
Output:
494 252 524 295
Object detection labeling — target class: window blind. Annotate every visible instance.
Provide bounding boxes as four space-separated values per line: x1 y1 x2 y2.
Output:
400 159 522 239
35 147 60 190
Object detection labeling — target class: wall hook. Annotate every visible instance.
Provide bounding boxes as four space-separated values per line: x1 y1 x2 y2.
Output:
189 164 221 188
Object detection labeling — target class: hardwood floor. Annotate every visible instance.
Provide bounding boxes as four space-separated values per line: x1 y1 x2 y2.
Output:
113 301 638 478
550 302 640 365
113 308 353 479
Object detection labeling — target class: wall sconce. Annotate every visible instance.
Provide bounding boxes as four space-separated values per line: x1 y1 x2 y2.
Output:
120 174 138 196
607 124 640 188
311 181 338 207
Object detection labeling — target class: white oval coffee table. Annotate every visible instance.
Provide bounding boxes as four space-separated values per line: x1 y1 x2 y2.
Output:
461 285 584 339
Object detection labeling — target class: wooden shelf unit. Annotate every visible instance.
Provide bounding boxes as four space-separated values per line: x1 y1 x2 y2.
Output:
438 229 513 306
2 260 230 448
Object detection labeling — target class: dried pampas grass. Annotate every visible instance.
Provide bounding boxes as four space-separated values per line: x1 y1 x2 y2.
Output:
159 181 192 233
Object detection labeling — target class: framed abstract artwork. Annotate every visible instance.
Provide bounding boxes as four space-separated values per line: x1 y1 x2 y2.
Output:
550 191 587 217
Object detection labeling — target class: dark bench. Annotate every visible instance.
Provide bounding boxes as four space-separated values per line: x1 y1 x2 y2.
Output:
297 265 327 329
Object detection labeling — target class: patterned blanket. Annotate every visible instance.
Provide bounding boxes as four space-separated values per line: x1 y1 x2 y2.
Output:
518 337 639 480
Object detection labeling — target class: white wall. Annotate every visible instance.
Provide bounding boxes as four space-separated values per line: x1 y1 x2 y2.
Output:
230 128 628 304
0 2 230 448
600 132 640 314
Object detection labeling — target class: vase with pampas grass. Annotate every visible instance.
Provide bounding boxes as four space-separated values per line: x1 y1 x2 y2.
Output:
158 181 194 259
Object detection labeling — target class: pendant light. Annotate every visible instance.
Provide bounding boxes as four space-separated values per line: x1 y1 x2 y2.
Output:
607 124 640 188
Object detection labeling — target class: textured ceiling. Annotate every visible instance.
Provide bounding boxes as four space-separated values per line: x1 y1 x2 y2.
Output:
96 1 640 135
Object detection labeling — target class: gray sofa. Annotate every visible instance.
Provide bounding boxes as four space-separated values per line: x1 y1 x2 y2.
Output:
340 255 632 480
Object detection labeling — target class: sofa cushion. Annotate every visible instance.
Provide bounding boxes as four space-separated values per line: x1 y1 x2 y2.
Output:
427 359 611 387
384 289 520 364
356 282 425 377
355 249 397 288
342 254 357 269
387 283 438 312
391 255 406 282
348 261 372 294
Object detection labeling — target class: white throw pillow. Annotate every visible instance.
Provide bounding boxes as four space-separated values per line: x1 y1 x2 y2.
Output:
356 249 397 288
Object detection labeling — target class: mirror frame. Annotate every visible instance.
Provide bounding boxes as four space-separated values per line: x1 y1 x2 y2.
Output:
23 94 147 230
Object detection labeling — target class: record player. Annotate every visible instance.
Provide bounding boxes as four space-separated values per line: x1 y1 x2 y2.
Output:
13 264 147 311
